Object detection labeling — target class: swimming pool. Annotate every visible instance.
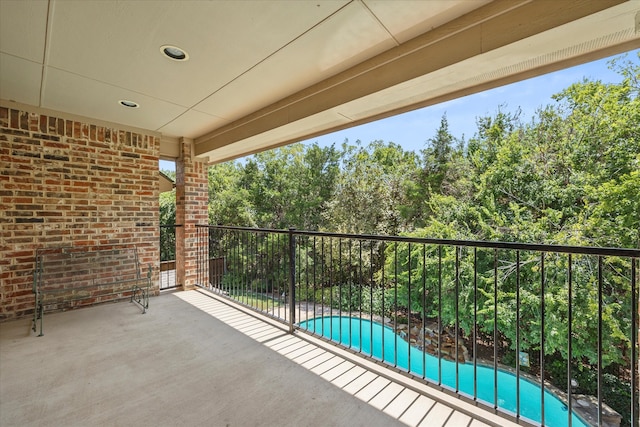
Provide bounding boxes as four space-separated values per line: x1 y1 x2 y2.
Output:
298 316 587 427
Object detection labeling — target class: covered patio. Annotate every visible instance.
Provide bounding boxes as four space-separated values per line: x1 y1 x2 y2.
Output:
1 290 513 427
1 1 639 426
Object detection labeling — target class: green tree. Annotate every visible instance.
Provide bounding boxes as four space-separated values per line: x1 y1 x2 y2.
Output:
159 169 176 226
208 161 256 226
325 140 420 236
388 53 639 373
231 143 340 230
421 114 453 190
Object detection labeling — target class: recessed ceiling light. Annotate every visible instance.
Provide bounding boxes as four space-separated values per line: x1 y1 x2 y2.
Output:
160 45 189 61
119 100 139 108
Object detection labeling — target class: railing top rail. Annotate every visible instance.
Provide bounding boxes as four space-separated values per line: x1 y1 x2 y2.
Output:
160 224 183 228
199 224 640 258
198 224 288 235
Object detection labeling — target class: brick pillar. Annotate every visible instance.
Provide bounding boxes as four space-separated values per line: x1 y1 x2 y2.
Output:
175 138 208 290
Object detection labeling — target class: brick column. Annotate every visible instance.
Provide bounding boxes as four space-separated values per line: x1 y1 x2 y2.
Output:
175 138 208 290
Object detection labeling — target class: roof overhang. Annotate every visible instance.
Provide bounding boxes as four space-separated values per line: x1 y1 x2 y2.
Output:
159 171 175 193
1 0 638 164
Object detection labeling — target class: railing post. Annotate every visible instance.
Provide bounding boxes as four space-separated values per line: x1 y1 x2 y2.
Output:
288 227 296 333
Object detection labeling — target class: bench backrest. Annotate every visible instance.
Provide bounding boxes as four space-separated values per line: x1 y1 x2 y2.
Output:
34 245 147 309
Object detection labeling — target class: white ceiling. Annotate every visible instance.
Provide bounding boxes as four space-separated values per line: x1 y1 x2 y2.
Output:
1 0 639 163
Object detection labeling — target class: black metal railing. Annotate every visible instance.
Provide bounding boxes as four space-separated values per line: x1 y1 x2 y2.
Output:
196 224 639 427
160 224 182 290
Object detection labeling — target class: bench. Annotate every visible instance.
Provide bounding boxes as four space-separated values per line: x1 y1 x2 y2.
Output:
32 245 151 336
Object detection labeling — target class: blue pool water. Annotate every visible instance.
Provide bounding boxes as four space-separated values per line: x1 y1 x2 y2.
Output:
298 316 587 427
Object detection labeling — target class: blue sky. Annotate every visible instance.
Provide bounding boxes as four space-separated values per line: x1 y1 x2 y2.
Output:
160 49 635 171
298 51 634 153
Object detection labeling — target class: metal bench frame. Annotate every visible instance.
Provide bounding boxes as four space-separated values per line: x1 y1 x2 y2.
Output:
32 245 151 336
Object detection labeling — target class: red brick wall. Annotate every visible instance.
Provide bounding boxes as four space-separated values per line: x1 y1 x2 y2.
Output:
175 139 208 289
0 105 160 320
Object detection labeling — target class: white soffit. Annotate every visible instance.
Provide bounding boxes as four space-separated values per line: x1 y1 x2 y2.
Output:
365 0 492 43
45 0 349 108
42 67 188 132
0 0 487 144
0 54 43 106
192 1 397 121
0 0 48 106
338 0 640 122
158 109 228 140
197 1 640 162
201 110 351 163
0 0 48 62
1 0 638 163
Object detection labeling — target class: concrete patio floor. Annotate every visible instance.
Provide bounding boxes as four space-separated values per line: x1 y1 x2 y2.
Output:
1 289 519 427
